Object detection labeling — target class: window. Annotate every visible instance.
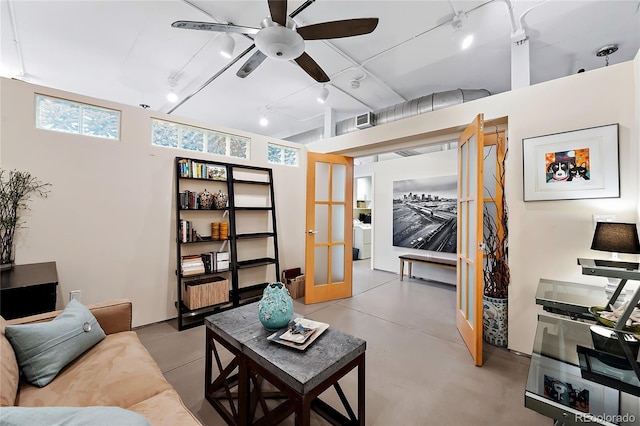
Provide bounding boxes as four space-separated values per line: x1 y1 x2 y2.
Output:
36 95 120 140
151 119 249 159
268 143 300 167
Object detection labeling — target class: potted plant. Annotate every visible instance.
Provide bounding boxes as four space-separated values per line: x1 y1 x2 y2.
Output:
482 138 510 347
0 169 51 270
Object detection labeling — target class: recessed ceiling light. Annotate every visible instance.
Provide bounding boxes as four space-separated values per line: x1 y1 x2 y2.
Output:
259 116 268 126
167 91 178 103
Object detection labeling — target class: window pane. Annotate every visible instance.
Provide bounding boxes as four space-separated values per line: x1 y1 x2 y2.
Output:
229 136 248 158
180 126 204 151
268 144 283 164
82 105 120 139
207 132 226 155
36 96 80 134
284 148 298 166
152 120 178 148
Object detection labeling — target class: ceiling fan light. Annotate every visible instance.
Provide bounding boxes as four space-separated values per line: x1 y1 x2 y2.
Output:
255 26 305 60
220 34 235 59
317 86 329 103
461 33 474 50
167 90 178 103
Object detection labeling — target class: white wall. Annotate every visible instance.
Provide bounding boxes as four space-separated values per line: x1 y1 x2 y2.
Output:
355 149 457 284
311 60 639 354
0 78 307 327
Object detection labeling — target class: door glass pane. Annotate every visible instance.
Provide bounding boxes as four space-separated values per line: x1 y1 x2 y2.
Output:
483 145 497 199
461 142 467 196
469 200 476 263
332 163 346 202
469 135 476 192
315 162 330 202
332 205 345 242
468 263 475 327
484 201 497 238
314 246 328 285
461 203 467 257
315 204 328 243
331 245 344 282
461 262 467 315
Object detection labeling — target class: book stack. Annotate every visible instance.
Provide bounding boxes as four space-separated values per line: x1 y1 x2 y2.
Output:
179 191 200 209
181 255 205 276
197 251 230 273
177 159 208 179
180 220 198 243
216 251 230 271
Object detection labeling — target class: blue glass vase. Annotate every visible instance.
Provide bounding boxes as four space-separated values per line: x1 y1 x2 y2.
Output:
258 282 293 331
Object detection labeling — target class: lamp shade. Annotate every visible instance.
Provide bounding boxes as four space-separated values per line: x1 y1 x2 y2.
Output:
590 222 640 254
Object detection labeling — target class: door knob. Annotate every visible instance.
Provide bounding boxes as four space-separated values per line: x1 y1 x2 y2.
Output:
307 230 318 234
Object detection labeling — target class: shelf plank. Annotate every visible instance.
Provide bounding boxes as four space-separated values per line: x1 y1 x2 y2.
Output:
179 207 229 211
236 258 277 269
233 206 273 211
235 232 274 240
180 269 230 279
232 179 271 186
180 238 229 245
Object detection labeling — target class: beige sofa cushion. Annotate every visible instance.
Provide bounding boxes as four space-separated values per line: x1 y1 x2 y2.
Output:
0 316 19 406
16 331 172 408
128 389 201 426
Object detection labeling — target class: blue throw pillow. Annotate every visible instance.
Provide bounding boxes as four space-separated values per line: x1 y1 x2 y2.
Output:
4 299 106 387
0 406 150 425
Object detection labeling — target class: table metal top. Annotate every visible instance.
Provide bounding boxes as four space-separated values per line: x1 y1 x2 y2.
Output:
206 302 366 394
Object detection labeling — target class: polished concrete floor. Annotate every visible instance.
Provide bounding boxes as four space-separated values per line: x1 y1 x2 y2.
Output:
137 260 546 425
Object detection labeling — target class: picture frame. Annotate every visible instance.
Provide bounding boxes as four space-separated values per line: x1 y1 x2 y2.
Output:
522 123 619 201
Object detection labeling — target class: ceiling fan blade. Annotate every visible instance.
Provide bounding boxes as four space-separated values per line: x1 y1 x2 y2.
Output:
268 0 288 27
172 21 259 35
297 18 379 40
294 52 329 83
236 49 268 78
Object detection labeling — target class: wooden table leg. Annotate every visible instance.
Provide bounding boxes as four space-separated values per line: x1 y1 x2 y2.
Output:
408 261 412 279
400 259 405 281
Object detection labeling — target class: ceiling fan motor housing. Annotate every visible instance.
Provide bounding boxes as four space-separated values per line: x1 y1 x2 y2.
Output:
255 17 304 60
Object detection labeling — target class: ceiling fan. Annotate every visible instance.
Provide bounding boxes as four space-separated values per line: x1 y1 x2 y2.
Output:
172 0 379 83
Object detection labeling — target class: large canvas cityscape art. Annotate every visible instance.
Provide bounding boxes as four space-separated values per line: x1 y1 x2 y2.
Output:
393 176 457 252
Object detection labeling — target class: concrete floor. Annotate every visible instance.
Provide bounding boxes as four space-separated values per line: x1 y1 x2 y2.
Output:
136 260 547 425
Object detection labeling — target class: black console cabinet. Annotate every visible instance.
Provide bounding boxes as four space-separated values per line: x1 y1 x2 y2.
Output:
1 262 58 320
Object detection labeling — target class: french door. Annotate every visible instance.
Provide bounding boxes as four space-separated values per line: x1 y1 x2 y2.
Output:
456 114 485 366
304 152 354 304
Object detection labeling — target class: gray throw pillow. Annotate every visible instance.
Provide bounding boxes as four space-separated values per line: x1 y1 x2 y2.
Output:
4 299 106 387
0 406 151 425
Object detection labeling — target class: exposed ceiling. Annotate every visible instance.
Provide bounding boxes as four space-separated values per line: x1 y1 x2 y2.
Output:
2 0 639 142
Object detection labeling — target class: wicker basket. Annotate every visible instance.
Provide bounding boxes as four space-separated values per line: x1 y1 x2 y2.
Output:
183 276 229 309
285 275 305 300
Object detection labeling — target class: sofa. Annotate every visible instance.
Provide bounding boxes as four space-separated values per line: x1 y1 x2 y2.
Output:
0 299 201 425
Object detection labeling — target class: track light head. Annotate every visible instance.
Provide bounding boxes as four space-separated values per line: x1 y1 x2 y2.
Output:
317 85 329 103
220 34 235 59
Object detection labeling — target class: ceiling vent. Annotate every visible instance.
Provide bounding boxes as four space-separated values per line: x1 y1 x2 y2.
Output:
355 112 374 129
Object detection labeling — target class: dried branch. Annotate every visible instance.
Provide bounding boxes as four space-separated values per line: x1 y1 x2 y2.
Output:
483 136 510 299
0 169 51 263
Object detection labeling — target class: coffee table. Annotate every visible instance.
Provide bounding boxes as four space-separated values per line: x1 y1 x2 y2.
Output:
204 302 366 425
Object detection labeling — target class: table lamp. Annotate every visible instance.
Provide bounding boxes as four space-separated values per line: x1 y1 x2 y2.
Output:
590 221 640 298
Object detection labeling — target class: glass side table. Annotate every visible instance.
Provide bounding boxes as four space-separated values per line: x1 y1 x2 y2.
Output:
525 314 639 426
536 278 609 320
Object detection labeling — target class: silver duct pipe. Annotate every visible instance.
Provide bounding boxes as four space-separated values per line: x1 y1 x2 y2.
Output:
335 88 490 136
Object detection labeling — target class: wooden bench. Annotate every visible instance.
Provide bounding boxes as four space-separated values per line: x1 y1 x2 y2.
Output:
399 254 456 281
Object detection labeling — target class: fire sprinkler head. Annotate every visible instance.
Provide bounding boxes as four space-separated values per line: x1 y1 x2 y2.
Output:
350 80 360 89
